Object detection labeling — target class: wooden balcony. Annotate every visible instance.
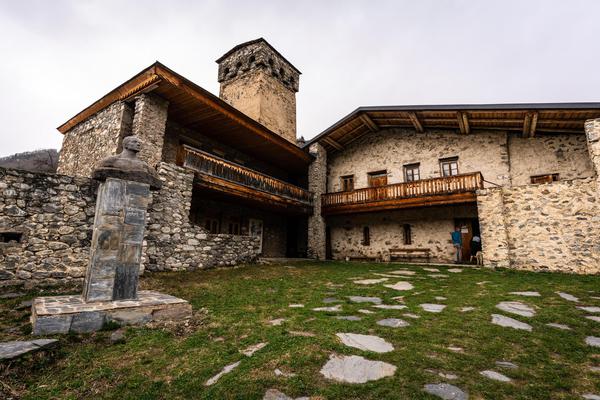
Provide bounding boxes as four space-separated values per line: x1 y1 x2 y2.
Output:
322 172 484 215
178 145 313 214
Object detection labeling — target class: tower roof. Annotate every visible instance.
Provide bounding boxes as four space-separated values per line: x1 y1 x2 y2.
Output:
216 38 301 74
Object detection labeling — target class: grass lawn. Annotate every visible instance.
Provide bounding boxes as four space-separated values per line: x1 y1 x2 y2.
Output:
1 261 600 399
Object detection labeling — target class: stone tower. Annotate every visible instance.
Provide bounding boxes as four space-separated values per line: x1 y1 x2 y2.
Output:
216 38 301 143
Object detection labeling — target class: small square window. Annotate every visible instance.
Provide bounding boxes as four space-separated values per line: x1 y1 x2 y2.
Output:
404 163 421 182
340 175 354 192
440 157 459 177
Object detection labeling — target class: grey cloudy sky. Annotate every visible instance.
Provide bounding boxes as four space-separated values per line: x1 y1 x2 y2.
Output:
1 0 599 157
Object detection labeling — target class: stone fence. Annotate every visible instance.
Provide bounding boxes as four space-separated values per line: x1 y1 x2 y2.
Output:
0 167 97 288
0 165 260 288
477 178 600 274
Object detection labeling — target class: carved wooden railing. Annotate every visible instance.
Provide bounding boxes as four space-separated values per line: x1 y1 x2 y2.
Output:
179 145 313 205
322 172 483 207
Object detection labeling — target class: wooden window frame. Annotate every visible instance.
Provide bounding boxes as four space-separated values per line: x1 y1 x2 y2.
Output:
440 157 459 177
367 170 388 187
403 163 421 182
530 173 559 184
340 174 355 192
205 218 219 234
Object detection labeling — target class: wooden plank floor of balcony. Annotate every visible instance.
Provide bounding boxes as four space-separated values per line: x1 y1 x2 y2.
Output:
321 191 477 216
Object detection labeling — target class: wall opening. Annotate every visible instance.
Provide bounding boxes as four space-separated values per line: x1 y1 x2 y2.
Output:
0 231 23 244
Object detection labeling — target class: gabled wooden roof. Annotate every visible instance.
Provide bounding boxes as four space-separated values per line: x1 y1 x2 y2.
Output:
58 62 312 173
306 104 600 153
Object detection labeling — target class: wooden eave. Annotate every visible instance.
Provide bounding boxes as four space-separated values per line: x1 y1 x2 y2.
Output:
57 62 312 174
307 104 600 153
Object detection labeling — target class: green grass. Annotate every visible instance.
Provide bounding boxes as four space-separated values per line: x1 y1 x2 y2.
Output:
1 261 600 399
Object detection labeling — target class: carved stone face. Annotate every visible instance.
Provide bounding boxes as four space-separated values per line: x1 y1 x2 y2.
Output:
123 136 142 153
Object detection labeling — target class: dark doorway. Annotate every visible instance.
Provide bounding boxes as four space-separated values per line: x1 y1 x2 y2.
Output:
325 226 333 260
454 218 479 263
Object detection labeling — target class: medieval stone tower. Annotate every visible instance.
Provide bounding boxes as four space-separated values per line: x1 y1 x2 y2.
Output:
216 38 301 144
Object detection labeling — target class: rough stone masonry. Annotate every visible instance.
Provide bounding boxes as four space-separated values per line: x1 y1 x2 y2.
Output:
31 136 191 335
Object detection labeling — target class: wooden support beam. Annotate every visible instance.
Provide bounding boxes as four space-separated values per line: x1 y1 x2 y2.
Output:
522 113 532 137
522 112 539 137
529 112 538 137
323 137 344 151
457 111 470 134
407 112 424 132
360 114 379 132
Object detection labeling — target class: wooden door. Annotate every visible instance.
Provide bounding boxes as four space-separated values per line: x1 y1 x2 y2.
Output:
454 219 473 262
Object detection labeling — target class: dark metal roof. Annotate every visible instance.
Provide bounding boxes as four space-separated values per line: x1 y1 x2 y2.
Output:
215 37 302 74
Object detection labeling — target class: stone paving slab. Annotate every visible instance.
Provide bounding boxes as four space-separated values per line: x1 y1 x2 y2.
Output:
495 301 535 317
31 290 191 335
336 333 394 353
491 314 532 331
423 383 468 399
509 291 541 297
0 339 58 360
33 290 187 315
320 354 396 383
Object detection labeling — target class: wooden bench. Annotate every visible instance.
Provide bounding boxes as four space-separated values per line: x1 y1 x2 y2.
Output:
389 248 431 263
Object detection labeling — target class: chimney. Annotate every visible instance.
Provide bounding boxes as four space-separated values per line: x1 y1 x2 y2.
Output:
216 38 300 144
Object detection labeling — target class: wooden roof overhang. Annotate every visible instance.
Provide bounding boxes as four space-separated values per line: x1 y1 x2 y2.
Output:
306 104 600 153
57 62 312 174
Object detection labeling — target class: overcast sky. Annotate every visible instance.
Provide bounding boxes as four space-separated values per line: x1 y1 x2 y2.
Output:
1 0 599 157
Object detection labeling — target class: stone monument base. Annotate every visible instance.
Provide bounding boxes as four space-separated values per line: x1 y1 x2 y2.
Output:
31 291 191 335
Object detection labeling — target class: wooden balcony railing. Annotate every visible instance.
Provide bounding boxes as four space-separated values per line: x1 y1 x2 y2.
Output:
179 145 313 206
322 172 483 211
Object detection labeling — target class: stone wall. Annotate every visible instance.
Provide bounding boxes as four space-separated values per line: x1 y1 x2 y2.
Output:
57 102 133 177
0 167 97 288
327 129 511 191
189 197 288 258
132 93 169 169
508 134 594 186
477 178 600 273
145 162 260 271
327 205 477 263
307 143 327 259
0 164 261 288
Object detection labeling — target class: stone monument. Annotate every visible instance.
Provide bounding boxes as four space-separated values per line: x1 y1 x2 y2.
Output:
31 136 191 335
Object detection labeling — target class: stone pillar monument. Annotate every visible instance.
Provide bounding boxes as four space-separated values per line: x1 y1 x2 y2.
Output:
31 136 191 335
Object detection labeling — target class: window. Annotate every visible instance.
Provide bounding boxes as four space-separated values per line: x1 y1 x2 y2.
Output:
340 175 354 192
531 173 559 184
440 157 459 177
0 231 23 244
368 170 388 187
205 218 219 234
403 224 412 245
404 163 421 182
228 222 240 235
362 227 370 246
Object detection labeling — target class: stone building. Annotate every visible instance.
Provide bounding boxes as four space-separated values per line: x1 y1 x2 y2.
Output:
1 39 313 288
304 105 600 274
1 38 600 289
